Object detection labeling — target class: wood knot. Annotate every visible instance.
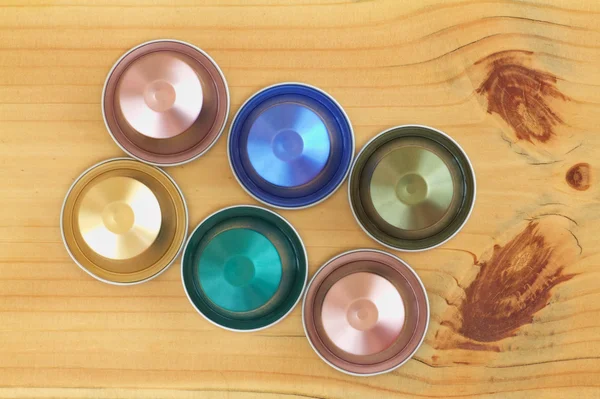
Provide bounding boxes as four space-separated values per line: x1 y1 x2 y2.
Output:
457 219 577 343
566 163 590 191
476 51 569 144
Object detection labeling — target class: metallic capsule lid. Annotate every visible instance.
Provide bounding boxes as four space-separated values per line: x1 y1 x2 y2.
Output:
302 249 429 376
349 125 476 251
321 272 405 356
103 40 230 166
61 158 188 285
228 83 354 209
182 205 308 331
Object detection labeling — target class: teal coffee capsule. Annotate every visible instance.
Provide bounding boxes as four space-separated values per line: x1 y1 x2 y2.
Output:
182 205 308 331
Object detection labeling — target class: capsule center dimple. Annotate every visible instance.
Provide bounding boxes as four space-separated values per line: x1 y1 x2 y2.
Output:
144 79 176 112
357 308 369 320
396 173 428 205
224 255 256 287
272 129 304 162
102 202 135 234
347 298 379 331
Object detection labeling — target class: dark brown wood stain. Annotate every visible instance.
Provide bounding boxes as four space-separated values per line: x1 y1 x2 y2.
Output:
566 163 591 191
476 51 569 144
455 341 501 352
458 222 575 343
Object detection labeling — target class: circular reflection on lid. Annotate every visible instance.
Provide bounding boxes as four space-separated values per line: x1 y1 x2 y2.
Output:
302 249 429 376
246 102 331 187
117 51 203 139
198 228 283 313
229 83 354 209
61 158 188 285
103 40 230 166
321 272 405 356
78 176 162 260
349 125 476 251
369 146 454 231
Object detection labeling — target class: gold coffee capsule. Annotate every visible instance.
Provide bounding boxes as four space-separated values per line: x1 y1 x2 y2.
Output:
61 158 188 284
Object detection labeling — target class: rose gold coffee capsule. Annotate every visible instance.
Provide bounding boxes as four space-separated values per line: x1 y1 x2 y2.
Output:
61 158 188 284
102 40 230 166
303 249 429 376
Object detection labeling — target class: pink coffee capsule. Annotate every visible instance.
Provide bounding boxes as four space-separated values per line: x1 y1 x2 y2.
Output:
303 249 429 376
102 40 229 166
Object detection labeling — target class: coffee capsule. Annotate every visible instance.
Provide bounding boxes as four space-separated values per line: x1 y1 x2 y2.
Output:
103 40 229 166
228 83 354 209
61 158 188 284
182 205 307 331
349 125 476 251
303 249 429 376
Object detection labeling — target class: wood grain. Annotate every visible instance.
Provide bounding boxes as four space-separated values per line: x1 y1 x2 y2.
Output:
1 0 599 398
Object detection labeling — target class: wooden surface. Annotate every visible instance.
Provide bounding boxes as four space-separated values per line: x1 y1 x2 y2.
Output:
1 0 599 398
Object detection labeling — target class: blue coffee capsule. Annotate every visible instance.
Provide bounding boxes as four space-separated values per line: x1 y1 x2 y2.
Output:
228 83 354 209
